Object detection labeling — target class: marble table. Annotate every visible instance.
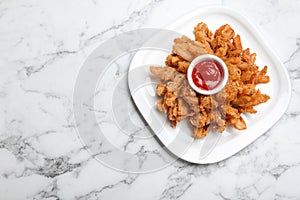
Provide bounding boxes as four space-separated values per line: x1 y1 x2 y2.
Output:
1 0 300 199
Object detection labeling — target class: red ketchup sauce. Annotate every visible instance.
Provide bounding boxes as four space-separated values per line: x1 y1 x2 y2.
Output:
191 59 224 91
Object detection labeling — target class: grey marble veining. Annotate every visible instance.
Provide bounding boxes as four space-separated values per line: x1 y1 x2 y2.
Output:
1 0 300 199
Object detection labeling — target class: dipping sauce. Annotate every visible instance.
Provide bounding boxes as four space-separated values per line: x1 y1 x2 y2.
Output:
191 59 224 91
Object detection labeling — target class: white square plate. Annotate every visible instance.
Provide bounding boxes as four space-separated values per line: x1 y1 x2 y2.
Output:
128 6 291 164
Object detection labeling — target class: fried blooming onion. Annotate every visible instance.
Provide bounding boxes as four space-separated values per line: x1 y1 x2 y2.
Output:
150 22 270 138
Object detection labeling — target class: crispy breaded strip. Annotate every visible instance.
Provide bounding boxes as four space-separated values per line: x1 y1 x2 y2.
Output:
233 116 247 130
173 36 207 62
156 83 167 96
150 66 177 82
194 22 214 54
165 54 190 73
150 65 200 121
190 112 209 128
232 90 270 108
193 126 210 138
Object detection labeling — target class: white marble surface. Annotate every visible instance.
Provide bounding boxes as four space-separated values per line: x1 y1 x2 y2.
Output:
1 0 300 199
